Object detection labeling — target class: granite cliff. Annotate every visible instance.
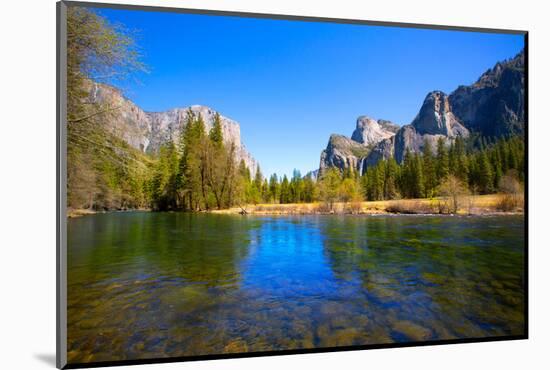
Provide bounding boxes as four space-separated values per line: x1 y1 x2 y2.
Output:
86 80 258 175
318 49 525 176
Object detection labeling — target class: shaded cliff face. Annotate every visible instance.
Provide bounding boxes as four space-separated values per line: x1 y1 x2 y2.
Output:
449 50 525 137
87 82 258 174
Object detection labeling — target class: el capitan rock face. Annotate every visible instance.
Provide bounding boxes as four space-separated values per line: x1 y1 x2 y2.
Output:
318 49 524 176
87 81 258 175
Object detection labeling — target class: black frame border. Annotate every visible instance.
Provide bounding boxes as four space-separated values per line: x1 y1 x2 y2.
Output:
56 1 529 369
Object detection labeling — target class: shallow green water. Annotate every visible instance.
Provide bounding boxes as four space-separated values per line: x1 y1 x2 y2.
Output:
67 213 525 363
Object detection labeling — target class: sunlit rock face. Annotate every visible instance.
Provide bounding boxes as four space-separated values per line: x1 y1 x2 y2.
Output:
411 91 468 137
86 82 258 175
351 116 398 146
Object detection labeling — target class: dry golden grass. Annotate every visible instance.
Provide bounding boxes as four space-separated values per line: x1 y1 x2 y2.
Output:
211 194 523 216
67 208 98 218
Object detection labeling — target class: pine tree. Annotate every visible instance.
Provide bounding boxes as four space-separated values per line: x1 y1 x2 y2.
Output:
209 112 224 149
302 174 317 203
261 179 269 203
422 140 437 197
384 158 399 199
192 113 208 209
151 142 179 210
280 175 290 204
251 165 263 204
477 151 494 194
453 137 469 184
412 153 424 198
436 137 449 181
491 150 503 190
269 174 280 203
290 169 303 202
374 160 385 200
177 109 198 210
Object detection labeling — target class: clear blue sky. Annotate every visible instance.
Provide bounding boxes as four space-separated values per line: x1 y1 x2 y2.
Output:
95 7 524 178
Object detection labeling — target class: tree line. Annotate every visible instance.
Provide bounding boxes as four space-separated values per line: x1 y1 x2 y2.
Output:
362 136 524 201
233 135 524 209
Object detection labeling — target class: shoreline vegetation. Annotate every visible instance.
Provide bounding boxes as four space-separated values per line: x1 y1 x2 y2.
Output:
68 193 523 218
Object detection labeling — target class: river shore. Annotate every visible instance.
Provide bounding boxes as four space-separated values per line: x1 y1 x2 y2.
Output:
210 194 523 216
68 194 523 218
67 208 150 218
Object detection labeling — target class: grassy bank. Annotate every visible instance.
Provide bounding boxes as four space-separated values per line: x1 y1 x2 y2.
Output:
67 208 98 218
67 208 151 218
67 194 523 217
211 194 524 216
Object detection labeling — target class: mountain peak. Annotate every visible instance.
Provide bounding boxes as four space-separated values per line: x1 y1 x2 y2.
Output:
351 116 397 145
411 91 467 137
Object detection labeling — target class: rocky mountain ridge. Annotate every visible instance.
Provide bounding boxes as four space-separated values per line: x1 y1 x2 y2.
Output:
318 49 525 176
87 81 258 175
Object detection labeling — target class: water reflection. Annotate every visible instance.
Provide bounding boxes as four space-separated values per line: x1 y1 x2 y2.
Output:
67 213 524 364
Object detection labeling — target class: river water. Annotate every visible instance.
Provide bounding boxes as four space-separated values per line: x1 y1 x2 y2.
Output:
67 213 525 363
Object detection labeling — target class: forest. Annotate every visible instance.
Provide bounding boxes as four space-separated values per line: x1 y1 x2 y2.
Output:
147 130 524 211
66 7 525 213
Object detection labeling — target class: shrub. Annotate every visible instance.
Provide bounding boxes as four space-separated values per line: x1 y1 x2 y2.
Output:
497 170 524 212
438 175 470 214
386 201 434 214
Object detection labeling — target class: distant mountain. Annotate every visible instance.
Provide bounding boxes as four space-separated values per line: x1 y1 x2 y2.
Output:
350 116 399 145
320 133 374 174
85 80 258 175
318 49 525 175
365 90 470 166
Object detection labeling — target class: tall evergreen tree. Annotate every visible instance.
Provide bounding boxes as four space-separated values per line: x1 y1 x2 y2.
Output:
422 140 437 197
209 112 224 149
280 175 290 204
452 137 469 184
384 158 399 199
477 151 494 194
436 138 449 181
268 174 280 203
302 174 317 203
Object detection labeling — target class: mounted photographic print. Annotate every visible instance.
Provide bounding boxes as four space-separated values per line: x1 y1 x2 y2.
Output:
56 1 528 368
